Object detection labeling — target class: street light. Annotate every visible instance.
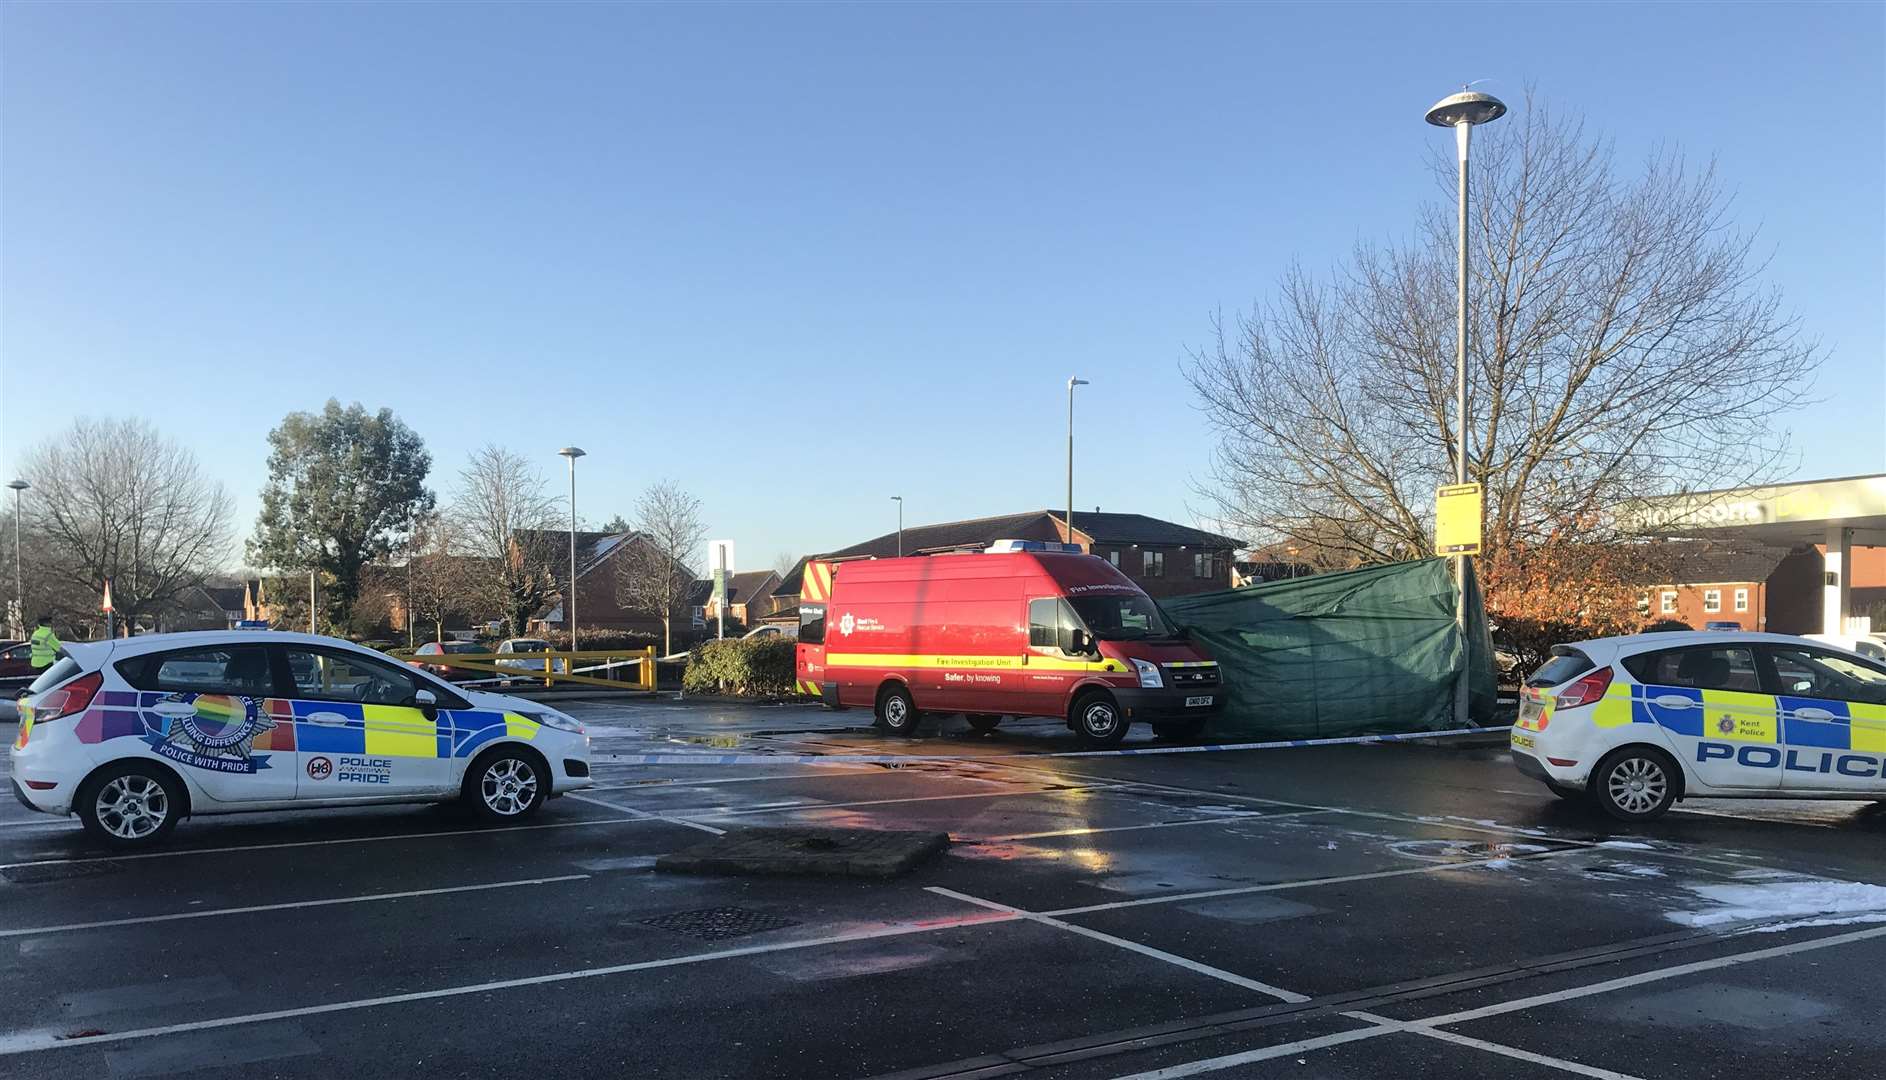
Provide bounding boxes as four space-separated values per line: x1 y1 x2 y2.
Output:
6 479 26 637
891 496 904 557
558 447 586 651
1066 377 1089 546
1427 88 1505 719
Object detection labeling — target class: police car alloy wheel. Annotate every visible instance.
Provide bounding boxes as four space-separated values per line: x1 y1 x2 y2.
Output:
466 750 547 821
78 763 183 848
1074 693 1129 748
1591 748 1679 822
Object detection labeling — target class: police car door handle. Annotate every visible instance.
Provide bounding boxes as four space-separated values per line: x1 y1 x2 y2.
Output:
306 711 351 726
1653 694 1697 709
1795 707 1837 721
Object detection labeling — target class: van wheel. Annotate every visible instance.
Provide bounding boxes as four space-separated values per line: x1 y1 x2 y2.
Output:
877 685 922 737
77 762 183 848
966 715 1001 736
1072 692 1128 747
464 747 549 822
1589 747 1679 822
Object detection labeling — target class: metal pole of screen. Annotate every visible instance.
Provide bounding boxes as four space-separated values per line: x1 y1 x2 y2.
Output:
1427 88 1506 722
1066 377 1088 546
892 495 903 557
559 447 586 651
309 570 316 635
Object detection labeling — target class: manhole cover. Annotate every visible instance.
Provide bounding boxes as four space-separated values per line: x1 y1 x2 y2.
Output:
1389 839 1559 863
1 861 122 885
638 906 801 941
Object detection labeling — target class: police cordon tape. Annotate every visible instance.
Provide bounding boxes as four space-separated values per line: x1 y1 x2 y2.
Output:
592 725 1512 766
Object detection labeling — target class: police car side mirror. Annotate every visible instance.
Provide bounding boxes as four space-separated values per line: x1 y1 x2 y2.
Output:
414 688 437 707
1792 680 1812 693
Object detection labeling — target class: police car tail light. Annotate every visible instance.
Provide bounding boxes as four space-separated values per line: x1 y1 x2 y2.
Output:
31 671 101 724
1553 667 1613 711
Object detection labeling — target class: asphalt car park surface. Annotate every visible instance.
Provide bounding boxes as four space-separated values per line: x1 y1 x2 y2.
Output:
3 698 1884 1079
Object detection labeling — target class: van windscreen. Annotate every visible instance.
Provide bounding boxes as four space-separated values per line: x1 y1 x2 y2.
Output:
799 604 826 645
1069 594 1176 641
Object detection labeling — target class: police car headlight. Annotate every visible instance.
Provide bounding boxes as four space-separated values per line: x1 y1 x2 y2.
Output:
517 709 584 735
1131 659 1164 689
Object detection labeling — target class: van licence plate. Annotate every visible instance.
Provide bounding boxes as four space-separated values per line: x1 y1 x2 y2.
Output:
1185 696 1213 707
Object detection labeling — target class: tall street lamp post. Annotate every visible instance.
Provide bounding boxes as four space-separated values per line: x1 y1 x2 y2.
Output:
558 447 586 651
1428 89 1506 725
6 479 26 636
891 496 903 557
1066 377 1089 547
1425 89 1506 633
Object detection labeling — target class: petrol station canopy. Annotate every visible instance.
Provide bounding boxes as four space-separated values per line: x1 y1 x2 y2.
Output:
1620 473 1886 635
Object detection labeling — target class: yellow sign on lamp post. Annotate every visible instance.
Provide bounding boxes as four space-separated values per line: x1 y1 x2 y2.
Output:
1435 483 1483 556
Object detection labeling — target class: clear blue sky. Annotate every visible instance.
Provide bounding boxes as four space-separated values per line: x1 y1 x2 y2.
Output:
3 2 1881 572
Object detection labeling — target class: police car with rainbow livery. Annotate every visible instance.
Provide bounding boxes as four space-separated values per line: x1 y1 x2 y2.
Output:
1513 631 1886 821
11 630 592 847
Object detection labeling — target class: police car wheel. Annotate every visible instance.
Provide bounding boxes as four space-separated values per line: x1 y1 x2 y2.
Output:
1073 692 1128 748
464 748 548 822
77 762 183 848
1590 748 1679 822
877 686 921 737
966 715 1001 735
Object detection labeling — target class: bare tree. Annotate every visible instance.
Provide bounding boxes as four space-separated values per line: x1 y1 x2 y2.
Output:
616 480 707 655
451 446 561 637
405 513 475 645
1186 97 1816 569
772 551 800 578
22 418 234 635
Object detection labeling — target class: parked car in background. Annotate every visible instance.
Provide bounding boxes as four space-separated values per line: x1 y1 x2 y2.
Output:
1803 633 1886 662
495 637 566 674
1 640 36 691
408 640 490 682
742 624 798 641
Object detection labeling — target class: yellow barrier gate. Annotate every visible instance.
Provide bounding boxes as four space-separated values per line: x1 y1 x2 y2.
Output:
385 647 658 691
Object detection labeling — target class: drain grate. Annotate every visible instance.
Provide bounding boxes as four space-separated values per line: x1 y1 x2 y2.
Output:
1 861 123 885
638 906 801 942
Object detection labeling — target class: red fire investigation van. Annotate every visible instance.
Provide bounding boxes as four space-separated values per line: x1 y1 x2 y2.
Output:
794 541 1223 745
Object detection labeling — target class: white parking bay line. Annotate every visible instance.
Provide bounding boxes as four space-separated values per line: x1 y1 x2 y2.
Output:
0 815 654 871
1044 847 1588 917
566 792 725 836
1415 922 1886 1027
927 887 1309 1003
0 875 590 939
0 908 1022 1057
1108 925 1886 1080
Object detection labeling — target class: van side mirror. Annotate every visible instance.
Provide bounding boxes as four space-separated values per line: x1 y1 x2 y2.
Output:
1067 629 1089 655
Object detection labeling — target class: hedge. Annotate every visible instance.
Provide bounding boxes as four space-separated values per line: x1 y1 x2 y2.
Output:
682 638 798 697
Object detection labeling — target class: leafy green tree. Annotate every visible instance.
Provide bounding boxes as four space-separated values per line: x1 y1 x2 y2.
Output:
250 401 435 628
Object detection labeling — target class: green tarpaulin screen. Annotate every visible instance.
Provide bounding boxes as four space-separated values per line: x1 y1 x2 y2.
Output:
1162 558 1497 738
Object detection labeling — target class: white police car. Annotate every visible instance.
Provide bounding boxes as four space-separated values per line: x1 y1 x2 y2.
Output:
10 630 592 847
1512 631 1886 821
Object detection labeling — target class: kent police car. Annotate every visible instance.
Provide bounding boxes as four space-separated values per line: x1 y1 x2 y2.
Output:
1512 631 1886 820
10 630 592 847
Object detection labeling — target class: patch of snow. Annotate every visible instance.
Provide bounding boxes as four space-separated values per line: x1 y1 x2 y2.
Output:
1666 880 1886 928
1744 913 1886 934
1731 868 1801 881
1480 858 1517 871
1596 840 1656 851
